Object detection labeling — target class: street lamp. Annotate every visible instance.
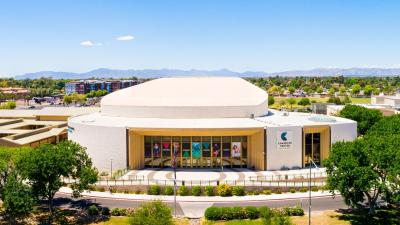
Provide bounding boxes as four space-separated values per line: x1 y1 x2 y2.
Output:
308 159 318 225
110 158 113 179
173 146 177 217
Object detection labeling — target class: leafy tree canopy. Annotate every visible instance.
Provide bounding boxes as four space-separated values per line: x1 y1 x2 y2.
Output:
19 141 98 214
339 105 383 135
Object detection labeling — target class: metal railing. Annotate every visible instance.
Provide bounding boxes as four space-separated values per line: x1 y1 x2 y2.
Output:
63 177 326 188
249 171 327 182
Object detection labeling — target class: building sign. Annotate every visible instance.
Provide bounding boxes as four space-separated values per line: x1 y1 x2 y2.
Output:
67 126 74 133
277 131 293 150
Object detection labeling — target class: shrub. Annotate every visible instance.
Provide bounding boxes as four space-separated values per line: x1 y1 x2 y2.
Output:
299 187 307 193
311 186 319 192
88 205 99 216
247 191 254 195
274 188 282 194
164 186 174 195
96 186 106 192
204 206 222 220
111 208 128 216
289 188 296 193
220 207 235 220
232 186 245 196
231 206 246 220
245 206 259 219
148 185 161 195
263 189 272 195
191 186 202 196
283 206 304 216
259 206 272 219
271 214 293 225
129 200 173 225
178 185 189 196
205 186 214 196
253 189 261 195
101 207 110 216
217 184 232 197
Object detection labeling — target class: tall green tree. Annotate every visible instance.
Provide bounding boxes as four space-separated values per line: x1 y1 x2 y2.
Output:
297 97 310 109
324 136 400 213
287 97 296 111
325 116 400 213
339 105 383 135
268 96 275 106
2 171 34 223
19 141 98 216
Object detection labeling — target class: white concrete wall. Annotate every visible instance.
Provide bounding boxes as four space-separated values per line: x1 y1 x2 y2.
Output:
68 121 127 174
266 126 303 170
330 122 357 144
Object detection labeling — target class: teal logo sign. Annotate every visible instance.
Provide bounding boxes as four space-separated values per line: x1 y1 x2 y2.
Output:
280 132 288 141
277 131 293 150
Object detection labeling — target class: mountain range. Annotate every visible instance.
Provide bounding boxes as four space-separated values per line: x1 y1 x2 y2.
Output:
14 68 400 79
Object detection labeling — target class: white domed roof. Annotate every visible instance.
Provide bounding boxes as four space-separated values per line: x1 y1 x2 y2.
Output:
101 77 268 118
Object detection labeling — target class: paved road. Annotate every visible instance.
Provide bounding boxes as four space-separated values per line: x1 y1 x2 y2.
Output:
55 193 347 218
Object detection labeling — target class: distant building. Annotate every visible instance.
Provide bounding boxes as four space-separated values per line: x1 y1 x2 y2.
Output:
65 80 139 95
371 93 400 109
326 104 398 117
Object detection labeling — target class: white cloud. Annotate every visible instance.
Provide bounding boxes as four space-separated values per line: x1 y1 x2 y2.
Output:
116 35 134 41
80 41 103 47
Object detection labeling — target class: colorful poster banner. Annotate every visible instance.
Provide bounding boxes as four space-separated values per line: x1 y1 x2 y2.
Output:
213 143 221 157
231 142 241 158
192 142 201 158
153 143 161 158
173 142 180 155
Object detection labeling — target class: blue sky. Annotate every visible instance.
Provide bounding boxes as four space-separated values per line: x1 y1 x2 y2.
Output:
1 0 400 76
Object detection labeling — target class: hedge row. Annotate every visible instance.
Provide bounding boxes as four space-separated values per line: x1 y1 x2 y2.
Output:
89 184 322 196
204 205 304 221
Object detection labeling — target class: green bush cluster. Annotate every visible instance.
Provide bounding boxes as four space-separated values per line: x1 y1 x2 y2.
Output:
148 185 161 195
87 205 99 216
216 184 232 197
111 208 128 216
232 186 245 196
164 186 174 195
178 186 189 196
263 189 272 195
299 187 307 193
129 200 173 225
0 101 16 109
205 186 215 196
191 186 202 196
311 186 319 192
283 206 304 216
205 205 302 221
143 185 323 196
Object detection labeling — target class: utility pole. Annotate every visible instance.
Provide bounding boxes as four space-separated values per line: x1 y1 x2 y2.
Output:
309 159 318 225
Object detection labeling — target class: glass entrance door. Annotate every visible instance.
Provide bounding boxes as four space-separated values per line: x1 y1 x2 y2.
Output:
304 133 321 167
143 135 248 168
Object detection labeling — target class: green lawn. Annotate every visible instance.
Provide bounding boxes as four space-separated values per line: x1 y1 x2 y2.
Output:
91 217 190 225
270 96 370 109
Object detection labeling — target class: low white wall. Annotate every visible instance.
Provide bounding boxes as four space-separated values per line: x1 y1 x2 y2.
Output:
330 122 357 144
68 121 127 174
266 126 303 170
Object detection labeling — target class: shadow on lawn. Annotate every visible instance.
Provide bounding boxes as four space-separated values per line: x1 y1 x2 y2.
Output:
34 197 111 225
337 206 400 225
